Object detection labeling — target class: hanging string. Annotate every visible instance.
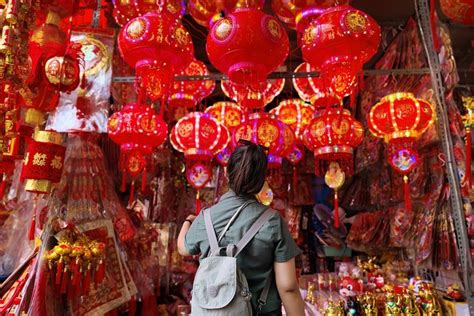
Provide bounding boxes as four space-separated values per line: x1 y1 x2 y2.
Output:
196 190 201 214
128 181 135 206
403 175 412 213
334 190 340 229
141 166 147 192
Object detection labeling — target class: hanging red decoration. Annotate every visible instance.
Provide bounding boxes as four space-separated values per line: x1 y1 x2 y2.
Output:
168 59 215 109
108 103 168 200
206 8 289 86
270 98 315 141
368 92 436 213
117 10 194 101
205 101 243 166
439 0 474 25
170 112 230 212
221 79 285 110
292 62 343 108
112 0 184 26
301 5 380 99
187 0 264 28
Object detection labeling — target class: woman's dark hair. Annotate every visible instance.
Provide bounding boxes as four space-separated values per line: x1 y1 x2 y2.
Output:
228 141 267 196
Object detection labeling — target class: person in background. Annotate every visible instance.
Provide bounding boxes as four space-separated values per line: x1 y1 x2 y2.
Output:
178 140 305 316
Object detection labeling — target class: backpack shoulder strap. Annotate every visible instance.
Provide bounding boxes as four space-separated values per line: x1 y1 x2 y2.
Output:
203 209 219 256
232 208 274 258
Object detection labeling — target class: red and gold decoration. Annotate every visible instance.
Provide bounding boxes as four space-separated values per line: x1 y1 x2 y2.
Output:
221 78 285 110
301 5 380 100
368 92 436 213
108 103 168 202
187 0 264 28
117 9 194 101
205 101 243 166
206 8 289 86
304 108 364 227
170 112 230 212
292 62 340 108
439 0 474 25
168 59 215 111
112 0 184 26
462 96 473 190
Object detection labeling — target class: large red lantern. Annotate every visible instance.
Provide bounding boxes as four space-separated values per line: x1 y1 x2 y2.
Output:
368 92 436 213
206 8 289 86
112 0 184 26
301 5 380 99
170 112 230 212
304 108 364 227
168 59 215 110
117 10 194 101
221 79 285 110
439 0 474 25
292 62 341 108
187 0 264 28
205 101 243 166
108 103 168 201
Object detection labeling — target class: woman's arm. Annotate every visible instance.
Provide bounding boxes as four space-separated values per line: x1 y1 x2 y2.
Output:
177 215 196 256
274 258 305 316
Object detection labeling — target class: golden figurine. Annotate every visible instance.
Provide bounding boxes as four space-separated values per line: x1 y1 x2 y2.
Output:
384 290 402 316
403 293 421 316
419 286 443 316
324 300 345 316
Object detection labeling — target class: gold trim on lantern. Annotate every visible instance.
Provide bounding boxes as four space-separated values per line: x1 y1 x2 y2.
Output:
380 92 415 103
314 145 353 156
33 130 63 145
385 130 420 142
184 148 212 158
46 11 61 26
24 108 45 126
25 179 52 193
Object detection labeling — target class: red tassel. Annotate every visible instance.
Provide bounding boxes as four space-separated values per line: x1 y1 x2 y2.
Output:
28 214 36 241
120 173 126 192
80 73 87 89
292 166 298 192
129 181 135 205
359 71 365 90
403 175 412 213
141 168 147 192
334 191 340 229
95 259 105 284
73 261 81 286
196 191 201 215
0 176 7 198
55 260 63 286
60 267 69 294
83 264 91 295
430 0 440 52
129 296 137 316
159 95 166 118
67 275 75 300
466 129 472 189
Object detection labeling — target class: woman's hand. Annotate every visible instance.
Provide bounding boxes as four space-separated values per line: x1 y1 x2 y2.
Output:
177 214 196 256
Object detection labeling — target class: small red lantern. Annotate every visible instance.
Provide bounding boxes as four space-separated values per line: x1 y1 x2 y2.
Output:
170 112 230 212
301 5 380 99
168 59 215 109
440 0 474 25
270 98 315 141
117 10 194 101
206 8 289 85
187 0 264 28
304 108 364 227
368 92 436 213
205 101 243 166
292 62 341 108
112 0 184 26
108 103 168 201
221 79 285 110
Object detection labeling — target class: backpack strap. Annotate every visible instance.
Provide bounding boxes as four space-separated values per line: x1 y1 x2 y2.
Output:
203 209 220 257
218 201 253 243
256 274 272 313
233 208 274 258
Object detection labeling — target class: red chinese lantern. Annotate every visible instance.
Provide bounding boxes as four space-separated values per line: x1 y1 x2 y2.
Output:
292 62 341 108
108 103 168 202
168 59 215 110
117 9 194 101
301 5 380 99
304 108 364 227
440 0 474 25
170 112 230 212
205 101 243 166
206 8 289 86
368 92 436 213
271 98 315 141
112 0 184 26
187 0 264 28
221 79 285 110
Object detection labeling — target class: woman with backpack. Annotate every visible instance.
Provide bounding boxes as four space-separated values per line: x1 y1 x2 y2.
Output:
177 140 305 316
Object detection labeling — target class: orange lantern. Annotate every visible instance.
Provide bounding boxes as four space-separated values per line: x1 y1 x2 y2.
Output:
368 92 436 213
221 79 285 110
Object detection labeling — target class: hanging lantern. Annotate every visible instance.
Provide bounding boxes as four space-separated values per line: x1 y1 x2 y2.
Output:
221 78 285 110
270 98 315 141
292 62 342 108
118 10 194 101
112 0 184 26
301 5 380 99
304 108 364 227
439 0 474 25
43 44 84 93
368 92 436 213
170 112 230 212
108 103 168 202
187 0 264 28
205 101 243 166
206 8 289 86
168 59 215 109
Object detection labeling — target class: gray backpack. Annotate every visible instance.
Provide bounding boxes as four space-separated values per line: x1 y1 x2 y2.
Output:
191 202 273 316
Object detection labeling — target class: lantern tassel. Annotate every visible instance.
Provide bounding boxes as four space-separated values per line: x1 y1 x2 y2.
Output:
292 166 298 192
0 175 7 198
129 296 137 316
403 175 412 213
83 264 91 295
60 267 68 294
159 95 166 118
196 191 201 215
334 190 340 229
359 71 365 90
28 213 36 241
141 168 147 192
55 260 63 286
466 129 471 189
95 259 105 284
120 173 126 192
429 0 440 52
128 181 135 206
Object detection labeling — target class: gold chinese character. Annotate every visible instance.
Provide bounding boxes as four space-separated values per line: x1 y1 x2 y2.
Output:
32 153 47 166
50 155 62 169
